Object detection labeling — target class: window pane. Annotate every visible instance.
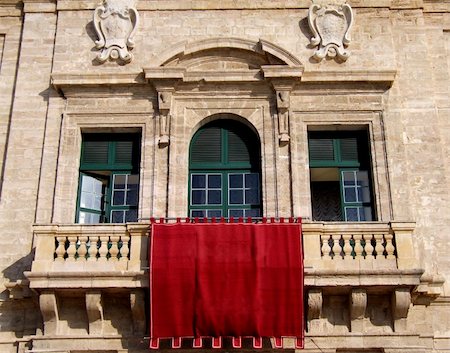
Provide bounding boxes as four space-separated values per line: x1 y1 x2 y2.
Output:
126 188 138 206
81 175 93 192
207 210 222 218
245 209 260 217
245 189 259 205
360 207 372 221
343 171 356 186
192 174 206 188
111 210 125 223
125 209 138 222
80 175 104 210
208 175 222 188
79 211 101 224
191 210 206 217
208 190 221 205
114 174 127 189
192 190 206 205
229 209 244 218
229 174 243 188
245 173 259 188
344 187 357 202
229 190 243 204
345 207 358 221
113 190 125 206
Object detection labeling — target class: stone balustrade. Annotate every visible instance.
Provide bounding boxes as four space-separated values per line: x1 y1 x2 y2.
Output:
26 221 419 290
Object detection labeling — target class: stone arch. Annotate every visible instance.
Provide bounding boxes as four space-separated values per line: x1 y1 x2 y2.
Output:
152 37 303 68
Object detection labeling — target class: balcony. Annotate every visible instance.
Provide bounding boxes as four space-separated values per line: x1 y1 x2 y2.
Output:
23 220 430 352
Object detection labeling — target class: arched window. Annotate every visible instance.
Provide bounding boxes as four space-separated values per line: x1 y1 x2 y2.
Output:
189 118 262 218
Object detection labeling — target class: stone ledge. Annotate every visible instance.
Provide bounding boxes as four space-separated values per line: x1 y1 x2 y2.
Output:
301 70 397 85
51 72 146 90
54 0 427 11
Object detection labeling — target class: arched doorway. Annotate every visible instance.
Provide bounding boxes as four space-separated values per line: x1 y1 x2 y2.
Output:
188 117 262 218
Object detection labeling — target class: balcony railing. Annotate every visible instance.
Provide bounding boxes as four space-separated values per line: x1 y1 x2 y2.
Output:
26 221 420 290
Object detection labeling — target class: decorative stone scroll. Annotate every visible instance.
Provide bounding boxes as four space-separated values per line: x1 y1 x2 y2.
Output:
276 90 291 145
307 0 353 62
93 0 139 63
157 91 172 147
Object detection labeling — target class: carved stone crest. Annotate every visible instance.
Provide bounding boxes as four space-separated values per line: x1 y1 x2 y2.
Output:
308 0 353 62
93 0 139 63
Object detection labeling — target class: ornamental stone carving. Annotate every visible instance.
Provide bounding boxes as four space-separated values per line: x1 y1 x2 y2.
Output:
307 0 353 62
93 0 139 63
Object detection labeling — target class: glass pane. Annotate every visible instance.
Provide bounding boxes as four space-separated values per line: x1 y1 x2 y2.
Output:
245 189 259 205
114 174 127 189
80 193 93 209
125 209 138 222
208 190 221 205
192 190 206 205
229 174 243 188
126 188 138 206
245 173 259 188
191 210 206 217
345 207 358 221
81 175 93 192
207 210 222 218
111 210 125 223
344 187 357 202
343 171 356 186
245 209 260 217
360 207 372 221
229 190 243 204
113 190 125 206
92 194 102 210
229 209 244 218
127 174 139 185
192 174 206 188
79 211 100 224
208 175 222 188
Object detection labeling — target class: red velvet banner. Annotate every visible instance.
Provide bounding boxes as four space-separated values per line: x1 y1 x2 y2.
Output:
149 219 304 349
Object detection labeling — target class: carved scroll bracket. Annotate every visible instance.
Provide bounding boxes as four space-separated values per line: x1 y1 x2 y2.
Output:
307 289 323 333
86 290 104 335
156 90 173 147
39 291 59 335
271 80 296 147
307 0 353 62
93 0 139 64
350 289 367 332
392 287 411 332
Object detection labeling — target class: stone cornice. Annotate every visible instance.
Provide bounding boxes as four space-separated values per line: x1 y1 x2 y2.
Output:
0 0 22 16
53 0 438 11
301 69 397 85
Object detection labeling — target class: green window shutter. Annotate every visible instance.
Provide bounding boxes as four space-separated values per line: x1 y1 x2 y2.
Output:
339 137 358 162
82 140 109 165
309 138 335 162
190 127 222 163
114 140 134 164
227 128 251 163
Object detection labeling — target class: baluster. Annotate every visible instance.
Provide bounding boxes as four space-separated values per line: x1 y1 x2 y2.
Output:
321 235 329 258
384 233 396 259
365 234 375 259
342 234 352 259
77 236 88 260
353 234 364 259
66 236 78 260
87 236 99 260
109 235 120 261
55 236 67 260
120 235 130 260
98 235 109 260
331 235 341 259
374 233 385 259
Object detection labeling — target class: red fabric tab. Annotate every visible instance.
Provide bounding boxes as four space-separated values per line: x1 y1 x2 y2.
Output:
149 221 304 347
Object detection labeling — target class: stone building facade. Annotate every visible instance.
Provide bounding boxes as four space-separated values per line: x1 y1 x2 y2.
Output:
0 0 449 352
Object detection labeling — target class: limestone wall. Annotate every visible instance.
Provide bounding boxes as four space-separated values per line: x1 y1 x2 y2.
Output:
0 0 449 352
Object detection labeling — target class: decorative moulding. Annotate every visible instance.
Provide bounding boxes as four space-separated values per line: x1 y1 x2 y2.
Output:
308 0 353 62
93 0 139 64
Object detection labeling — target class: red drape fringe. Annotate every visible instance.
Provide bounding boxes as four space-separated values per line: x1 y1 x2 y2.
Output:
149 217 304 349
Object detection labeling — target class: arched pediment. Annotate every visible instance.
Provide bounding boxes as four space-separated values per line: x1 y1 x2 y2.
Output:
144 38 303 84
154 37 303 69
